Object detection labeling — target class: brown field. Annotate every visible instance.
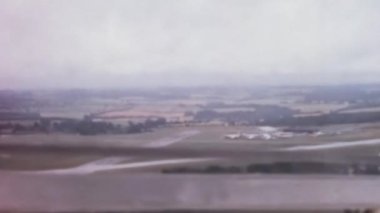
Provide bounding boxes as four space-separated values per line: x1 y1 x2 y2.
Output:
0 151 103 170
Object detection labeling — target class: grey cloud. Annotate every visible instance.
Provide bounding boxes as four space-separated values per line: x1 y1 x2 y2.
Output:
0 0 380 88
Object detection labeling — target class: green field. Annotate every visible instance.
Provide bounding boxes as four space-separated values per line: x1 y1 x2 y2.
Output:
2 123 380 173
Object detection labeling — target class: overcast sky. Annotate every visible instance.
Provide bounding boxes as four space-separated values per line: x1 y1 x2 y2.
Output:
0 0 380 89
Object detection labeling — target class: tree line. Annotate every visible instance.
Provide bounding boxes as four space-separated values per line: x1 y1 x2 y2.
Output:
0 117 167 135
162 162 380 175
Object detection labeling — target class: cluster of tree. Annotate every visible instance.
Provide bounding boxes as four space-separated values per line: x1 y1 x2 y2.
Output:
162 165 244 174
162 162 380 175
0 117 167 135
0 112 41 120
0 119 49 134
52 117 167 135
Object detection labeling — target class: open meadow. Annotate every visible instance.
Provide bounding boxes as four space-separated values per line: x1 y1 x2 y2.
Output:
3 123 380 173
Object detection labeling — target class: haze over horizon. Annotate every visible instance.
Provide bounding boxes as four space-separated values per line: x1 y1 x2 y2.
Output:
1 0 380 89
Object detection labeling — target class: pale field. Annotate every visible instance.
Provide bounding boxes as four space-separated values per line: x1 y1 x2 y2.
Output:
223 97 347 115
0 120 38 125
213 107 256 113
162 98 208 105
293 113 326 117
286 103 349 113
101 107 184 117
188 93 249 100
97 104 198 122
340 107 380 113
235 96 302 105
40 111 88 119
37 97 132 119
37 96 351 124
39 105 109 119
94 117 148 125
